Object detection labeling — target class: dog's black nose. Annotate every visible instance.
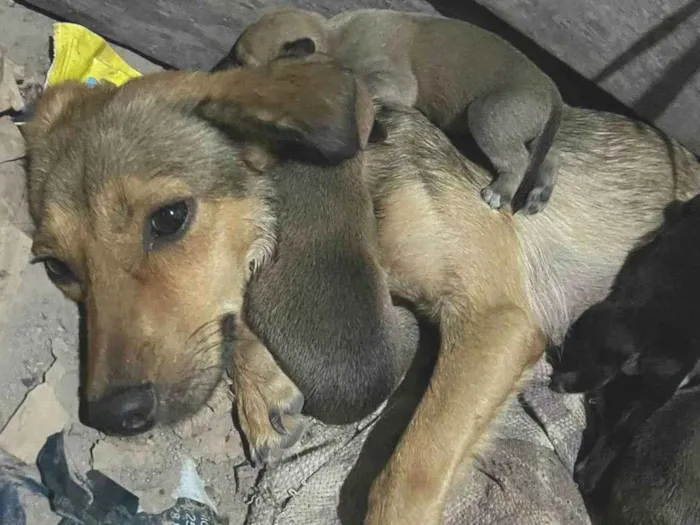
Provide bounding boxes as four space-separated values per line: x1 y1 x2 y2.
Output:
84 383 158 436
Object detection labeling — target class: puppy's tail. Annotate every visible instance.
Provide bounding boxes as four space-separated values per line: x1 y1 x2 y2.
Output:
524 89 563 179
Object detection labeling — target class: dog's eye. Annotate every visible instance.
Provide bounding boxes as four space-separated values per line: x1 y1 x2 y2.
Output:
145 199 193 251
42 258 76 285
151 201 189 236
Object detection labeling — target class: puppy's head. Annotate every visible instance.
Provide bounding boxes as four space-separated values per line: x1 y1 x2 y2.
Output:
551 195 700 395
25 58 375 437
549 303 640 393
213 8 329 71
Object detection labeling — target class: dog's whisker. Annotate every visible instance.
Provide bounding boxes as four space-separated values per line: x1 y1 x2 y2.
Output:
189 337 224 354
186 319 225 347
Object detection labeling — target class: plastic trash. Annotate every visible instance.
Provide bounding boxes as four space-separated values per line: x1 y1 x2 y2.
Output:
45 23 142 88
0 431 228 524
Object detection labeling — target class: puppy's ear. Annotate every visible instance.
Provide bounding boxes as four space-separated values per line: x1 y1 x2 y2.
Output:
141 57 374 164
280 37 316 58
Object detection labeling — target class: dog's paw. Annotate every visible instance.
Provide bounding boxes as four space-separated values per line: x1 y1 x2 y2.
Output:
481 184 513 211
235 377 305 466
521 185 554 215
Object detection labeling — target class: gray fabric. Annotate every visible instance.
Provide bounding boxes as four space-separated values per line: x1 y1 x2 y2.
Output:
244 357 591 525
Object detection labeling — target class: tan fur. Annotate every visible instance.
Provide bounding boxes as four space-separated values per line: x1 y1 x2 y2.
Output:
231 322 304 464
26 57 371 426
362 107 699 523
67 172 262 407
25 59 700 525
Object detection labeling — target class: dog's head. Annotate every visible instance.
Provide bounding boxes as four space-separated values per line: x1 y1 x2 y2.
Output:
213 8 328 71
25 57 375 436
549 303 640 393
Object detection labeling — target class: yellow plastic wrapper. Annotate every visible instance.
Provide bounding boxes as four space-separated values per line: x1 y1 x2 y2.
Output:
45 23 142 88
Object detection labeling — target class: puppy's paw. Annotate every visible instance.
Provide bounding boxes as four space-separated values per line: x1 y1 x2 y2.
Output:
573 446 615 495
235 376 305 466
522 185 554 215
548 371 583 393
481 184 513 212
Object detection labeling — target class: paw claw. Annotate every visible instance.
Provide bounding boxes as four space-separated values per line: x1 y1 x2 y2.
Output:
240 388 305 467
267 394 305 447
268 409 287 435
252 444 270 467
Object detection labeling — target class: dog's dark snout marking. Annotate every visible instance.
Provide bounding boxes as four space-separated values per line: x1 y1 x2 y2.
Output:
85 383 158 436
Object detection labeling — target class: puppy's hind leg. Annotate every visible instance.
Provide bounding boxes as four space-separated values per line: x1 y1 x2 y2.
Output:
518 95 562 215
468 90 554 213
521 147 560 215
362 58 419 110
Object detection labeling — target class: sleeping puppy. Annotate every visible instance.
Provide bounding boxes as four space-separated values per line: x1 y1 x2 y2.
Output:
231 109 421 462
238 125 421 461
599 384 700 525
215 7 564 215
549 193 700 494
191 55 421 461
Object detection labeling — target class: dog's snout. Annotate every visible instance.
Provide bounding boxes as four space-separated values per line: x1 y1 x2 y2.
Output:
85 383 158 436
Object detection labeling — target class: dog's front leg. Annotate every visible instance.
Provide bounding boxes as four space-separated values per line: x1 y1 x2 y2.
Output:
365 304 545 525
231 322 305 465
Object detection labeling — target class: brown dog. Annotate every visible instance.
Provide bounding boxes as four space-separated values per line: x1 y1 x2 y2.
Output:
217 7 564 215
24 57 420 464
25 56 700 525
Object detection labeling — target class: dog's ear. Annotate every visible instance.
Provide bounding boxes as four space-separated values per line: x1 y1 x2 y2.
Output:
23 81 108 145
27 58 375 165
156 56 375 164
280 37 316 58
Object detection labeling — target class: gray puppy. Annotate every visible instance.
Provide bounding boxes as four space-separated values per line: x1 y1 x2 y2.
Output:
215 7 565 214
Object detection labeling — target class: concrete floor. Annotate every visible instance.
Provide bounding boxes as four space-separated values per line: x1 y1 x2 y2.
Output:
0 2 255 522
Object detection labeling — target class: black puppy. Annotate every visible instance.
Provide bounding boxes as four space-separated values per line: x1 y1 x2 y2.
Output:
600 383 700 525
549 193 700 495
